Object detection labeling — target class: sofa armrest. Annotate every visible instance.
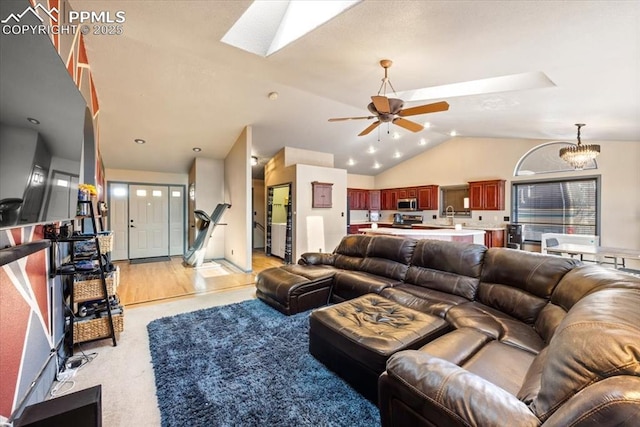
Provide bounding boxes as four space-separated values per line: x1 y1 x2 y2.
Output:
298 252 335 266
380 350 540 427
540 376 640 427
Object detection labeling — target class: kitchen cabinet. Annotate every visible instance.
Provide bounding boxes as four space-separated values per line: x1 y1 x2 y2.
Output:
398 188 417 199
312 182 333 208
484 229 505 248
469 180 505 210
368 190 381 211
417 185 438 210
381 189 398 210
347 188 369 210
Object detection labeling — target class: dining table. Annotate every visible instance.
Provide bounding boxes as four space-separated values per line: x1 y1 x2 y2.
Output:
545 243 640 270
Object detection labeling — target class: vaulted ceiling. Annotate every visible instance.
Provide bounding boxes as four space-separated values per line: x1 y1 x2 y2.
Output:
69 0 640 177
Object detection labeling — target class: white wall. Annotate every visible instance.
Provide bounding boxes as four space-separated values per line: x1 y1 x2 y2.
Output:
294 164 347 259
375 136 640 265
347 173 375 189
192 158 225 259
224 126 252 271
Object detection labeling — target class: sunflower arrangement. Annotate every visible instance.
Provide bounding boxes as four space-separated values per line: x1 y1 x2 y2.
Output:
79 184 98 197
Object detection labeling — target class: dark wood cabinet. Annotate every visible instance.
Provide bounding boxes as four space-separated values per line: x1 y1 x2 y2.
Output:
312 182 333 208
347 188 370 210
468 180 505 210
369 190 381 211
417 185 438 210
398 188 417 199
484 229 505 248
381 189 398 210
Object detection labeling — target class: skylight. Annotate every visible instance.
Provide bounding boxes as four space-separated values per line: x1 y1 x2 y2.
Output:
221 0 361 57
396 71 556 101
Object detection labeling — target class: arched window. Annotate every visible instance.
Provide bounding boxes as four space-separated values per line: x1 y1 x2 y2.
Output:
513 141 598 176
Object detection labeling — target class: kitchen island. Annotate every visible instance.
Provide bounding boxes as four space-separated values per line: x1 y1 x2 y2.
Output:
359 227 486 245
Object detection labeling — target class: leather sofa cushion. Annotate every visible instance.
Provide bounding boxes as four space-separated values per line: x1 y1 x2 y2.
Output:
410 239 486 279
478 248 579 323
404 266 479 301
446 302 546 354
419 328 536 395
335 234 372 257
381 285 469 318
357 236 415 282
529 287 640 421
332 270 401 301
534 265 640 343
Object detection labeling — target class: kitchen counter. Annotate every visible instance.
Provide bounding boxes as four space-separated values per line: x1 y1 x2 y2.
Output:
349 221 504 231
413 223 506 231
360 227 486 245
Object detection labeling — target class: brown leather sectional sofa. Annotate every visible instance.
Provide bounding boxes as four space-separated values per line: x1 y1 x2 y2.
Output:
255 234 640 426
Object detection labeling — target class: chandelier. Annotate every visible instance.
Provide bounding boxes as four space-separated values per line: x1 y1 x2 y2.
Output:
559 123 600 170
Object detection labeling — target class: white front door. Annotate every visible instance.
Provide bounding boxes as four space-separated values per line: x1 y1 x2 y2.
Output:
129 184 169 259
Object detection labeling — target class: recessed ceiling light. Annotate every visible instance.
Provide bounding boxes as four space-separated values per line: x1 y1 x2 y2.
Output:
367 146 376 154
392 132 401 140
193 147 202 152
27 117 40 124
393 151 402 159
419 138 427 146
449 130 457 137
268 92 278 100
134 138 146 144
423 122 431 128
347 158 355 166
373 162 381 169
251 156 258 166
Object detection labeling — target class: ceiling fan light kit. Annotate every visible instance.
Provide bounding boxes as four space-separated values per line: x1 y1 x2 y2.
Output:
329 59 449 136
559 123 600 170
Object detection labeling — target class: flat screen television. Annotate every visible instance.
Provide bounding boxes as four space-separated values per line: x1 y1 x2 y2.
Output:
0 0 88 229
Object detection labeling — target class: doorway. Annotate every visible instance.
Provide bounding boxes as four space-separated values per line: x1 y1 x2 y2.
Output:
266 183 293 263
108 182 185 261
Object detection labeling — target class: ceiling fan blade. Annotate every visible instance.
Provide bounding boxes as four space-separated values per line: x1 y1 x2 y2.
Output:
393 117 424 133
358 121 381 136
398 101 450 117
371 96 391 114
328 116 375 122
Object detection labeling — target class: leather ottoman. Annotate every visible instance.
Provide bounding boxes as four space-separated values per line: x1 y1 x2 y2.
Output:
255 265 335 315
309 294 450 403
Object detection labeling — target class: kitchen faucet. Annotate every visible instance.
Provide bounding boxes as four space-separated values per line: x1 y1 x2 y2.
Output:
445 205 455 225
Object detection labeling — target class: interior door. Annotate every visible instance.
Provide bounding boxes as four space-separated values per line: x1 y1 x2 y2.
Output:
129 184 169 259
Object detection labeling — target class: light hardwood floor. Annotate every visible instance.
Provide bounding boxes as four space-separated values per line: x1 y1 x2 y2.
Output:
116 250 283 306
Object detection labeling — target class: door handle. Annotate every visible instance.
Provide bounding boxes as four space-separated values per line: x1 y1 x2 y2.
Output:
130 225 136 228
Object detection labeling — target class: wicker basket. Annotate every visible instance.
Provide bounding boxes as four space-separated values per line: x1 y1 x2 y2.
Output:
74 268 118 303
73 312 124 343
96 232 113 254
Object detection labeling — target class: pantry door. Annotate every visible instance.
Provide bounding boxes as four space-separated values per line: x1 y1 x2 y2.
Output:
129 184 169 259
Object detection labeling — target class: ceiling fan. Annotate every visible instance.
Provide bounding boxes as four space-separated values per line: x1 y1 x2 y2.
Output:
329 59 449 136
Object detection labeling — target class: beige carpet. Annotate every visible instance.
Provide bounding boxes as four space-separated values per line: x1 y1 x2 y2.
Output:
58 286 256 426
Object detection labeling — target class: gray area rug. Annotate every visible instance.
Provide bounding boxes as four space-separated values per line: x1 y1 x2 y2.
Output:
147 299 380 427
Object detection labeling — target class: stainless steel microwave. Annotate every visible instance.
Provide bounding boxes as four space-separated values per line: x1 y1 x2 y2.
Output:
397 198 417 211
